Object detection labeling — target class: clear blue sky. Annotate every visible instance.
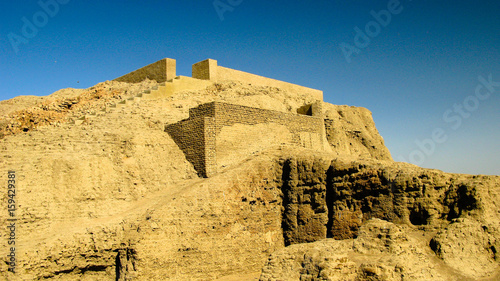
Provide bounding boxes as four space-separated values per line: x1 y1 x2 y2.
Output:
1 0 499 175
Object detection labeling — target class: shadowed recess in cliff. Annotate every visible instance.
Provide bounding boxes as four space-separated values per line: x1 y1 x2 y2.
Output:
116 248 137 281
279 158 487 244
280 158 329 246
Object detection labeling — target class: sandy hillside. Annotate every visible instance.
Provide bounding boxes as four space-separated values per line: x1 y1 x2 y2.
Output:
0 80 498 280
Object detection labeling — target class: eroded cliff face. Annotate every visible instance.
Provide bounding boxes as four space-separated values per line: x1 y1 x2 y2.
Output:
280 157 331 246
266 155 500 280
323 104 392 161
261 219 439 281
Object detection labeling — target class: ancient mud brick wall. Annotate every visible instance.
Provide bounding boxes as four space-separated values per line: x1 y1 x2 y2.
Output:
114 58 176 83
192 59 323 101
165 115 209 177
191 59 217 81
166 102 325 177
211 102 324 146
114 57 322 101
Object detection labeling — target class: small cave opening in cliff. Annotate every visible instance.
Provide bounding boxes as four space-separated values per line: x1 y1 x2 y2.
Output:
49 265 109 279
409 208 430 225
81 265 109 274
445 184 479 221
297 104 313 116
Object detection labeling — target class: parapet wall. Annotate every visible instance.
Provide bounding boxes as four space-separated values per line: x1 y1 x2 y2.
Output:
114 57 323 102
193 59 323 101
114 58 176 83
210 102 323 138
166 102 325 177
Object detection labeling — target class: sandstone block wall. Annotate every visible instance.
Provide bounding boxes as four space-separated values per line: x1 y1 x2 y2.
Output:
164 115 208 176
115 57 323 101
166 102 325 177
211 102 324 145
114 58 176 83
192 59 323 101
192 59 217 81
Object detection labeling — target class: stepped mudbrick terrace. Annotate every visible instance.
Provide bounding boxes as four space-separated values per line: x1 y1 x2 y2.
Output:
166 101 325 177
114 57 327 177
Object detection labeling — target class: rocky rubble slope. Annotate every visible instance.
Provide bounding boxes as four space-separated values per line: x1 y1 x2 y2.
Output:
0 80 497 280
0 80 156 138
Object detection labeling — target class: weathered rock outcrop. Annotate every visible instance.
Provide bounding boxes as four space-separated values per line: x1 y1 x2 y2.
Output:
261 217 500 280
261 219 444 281
266 155 500 280
430 218 500 278
0 80 156 138
280 157 331 246
323 103 392 161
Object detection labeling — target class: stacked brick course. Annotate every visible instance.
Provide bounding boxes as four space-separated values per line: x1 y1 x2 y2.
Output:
114 57 322 100
164 115 211 177
166 102 324 177
114 58 176 83
114 57 327 177
192 59 217 81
